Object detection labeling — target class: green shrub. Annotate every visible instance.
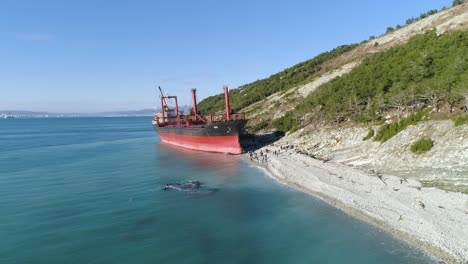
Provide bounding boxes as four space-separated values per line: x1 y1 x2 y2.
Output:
354 115 373 124
410 138 433 154
363 128 375 141
289 125 301 134
454 115 468 127
270 112 298 133
453 0 465 7
250 120 269 133
374 111 427 142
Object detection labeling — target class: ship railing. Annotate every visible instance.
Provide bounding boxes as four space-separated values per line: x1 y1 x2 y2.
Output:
155 114 185 127
155 112 245 127
206 112 245 123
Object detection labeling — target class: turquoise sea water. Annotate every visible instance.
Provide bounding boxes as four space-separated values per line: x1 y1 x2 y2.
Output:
0 117 434 264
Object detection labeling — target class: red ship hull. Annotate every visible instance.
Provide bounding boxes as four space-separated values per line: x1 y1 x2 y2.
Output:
152 120 247 155
158 133 243 154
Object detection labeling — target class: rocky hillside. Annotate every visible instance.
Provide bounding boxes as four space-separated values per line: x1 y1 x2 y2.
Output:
281 120 468 193
242 3 467 129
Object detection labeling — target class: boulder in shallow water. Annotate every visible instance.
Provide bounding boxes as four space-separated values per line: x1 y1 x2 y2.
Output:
163 181 201 191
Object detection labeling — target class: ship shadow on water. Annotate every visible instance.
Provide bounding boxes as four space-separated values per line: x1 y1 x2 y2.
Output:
152 131 283 195
156 143 241 173
152 138 257 195
240 131 284 152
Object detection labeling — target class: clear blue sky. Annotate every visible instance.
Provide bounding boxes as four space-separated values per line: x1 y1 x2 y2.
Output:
0 0 451 113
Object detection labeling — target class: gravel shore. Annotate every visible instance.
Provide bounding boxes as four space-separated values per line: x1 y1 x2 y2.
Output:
245 145 468 263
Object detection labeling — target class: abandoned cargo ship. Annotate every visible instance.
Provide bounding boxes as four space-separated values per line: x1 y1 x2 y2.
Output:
152 86 247 154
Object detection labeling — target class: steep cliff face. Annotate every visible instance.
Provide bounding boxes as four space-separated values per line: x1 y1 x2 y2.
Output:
281 120 468 193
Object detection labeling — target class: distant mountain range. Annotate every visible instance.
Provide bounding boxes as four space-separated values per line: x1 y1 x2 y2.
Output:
0 106 192 118
0 109 157 118
93 109 158 117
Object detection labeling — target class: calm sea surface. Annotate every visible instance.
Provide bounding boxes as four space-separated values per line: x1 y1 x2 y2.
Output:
0 117 434 263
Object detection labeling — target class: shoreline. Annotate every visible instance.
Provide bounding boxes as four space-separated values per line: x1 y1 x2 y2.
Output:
243 145 468 263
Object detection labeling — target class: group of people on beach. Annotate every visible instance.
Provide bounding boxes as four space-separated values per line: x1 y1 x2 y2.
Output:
248 150 268 164
248 147 284 164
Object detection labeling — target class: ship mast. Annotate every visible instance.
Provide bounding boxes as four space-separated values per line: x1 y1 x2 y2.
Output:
191 88 198 115
224 86 231 121
158 86 179 124
158 86 168 106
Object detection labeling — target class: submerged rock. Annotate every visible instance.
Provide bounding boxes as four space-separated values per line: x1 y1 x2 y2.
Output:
163 181 201 191
161 181 219 196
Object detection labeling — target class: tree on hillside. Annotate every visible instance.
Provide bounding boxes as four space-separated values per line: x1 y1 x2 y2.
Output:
407 86 419 114
422 86 445 113
369 94 386 120
446 87 462 114
452 0 465 7
389 86 408 120
456 83 468 112
347 93 362 116
406 18 416 25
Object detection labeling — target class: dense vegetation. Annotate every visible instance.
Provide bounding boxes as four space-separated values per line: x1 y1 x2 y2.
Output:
272 30 468 133
452 0 466 7
410 138 434 154
197 44 358 113
373 111 428 142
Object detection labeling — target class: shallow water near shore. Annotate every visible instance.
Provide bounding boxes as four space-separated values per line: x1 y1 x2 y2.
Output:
0 117 436 263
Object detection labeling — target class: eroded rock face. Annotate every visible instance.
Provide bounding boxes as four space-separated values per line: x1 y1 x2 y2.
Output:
282 120 468 192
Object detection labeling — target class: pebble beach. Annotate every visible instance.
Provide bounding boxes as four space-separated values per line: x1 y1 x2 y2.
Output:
246 144 468 263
